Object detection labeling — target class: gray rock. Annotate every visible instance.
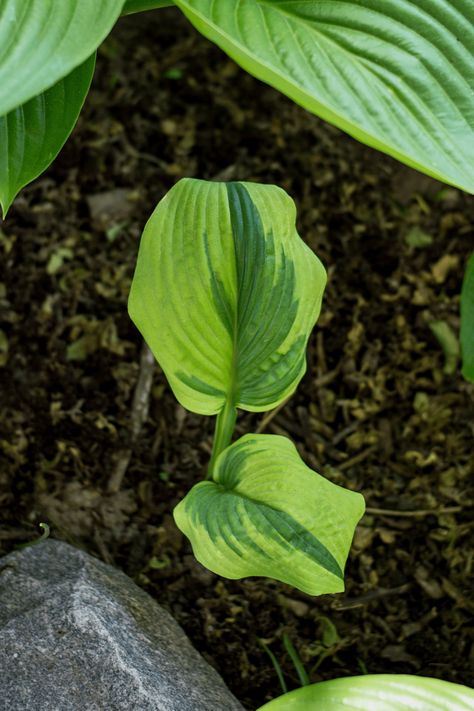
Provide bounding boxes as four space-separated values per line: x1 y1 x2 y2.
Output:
0 540 245 711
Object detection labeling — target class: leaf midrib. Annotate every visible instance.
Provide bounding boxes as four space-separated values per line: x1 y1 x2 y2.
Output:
213 480 343 579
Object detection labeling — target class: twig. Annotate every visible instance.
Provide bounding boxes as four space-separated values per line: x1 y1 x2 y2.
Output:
365 505 463 518
313 368 340 388
255 396 292 434
331 417 367 446
107 342 155 493
332 583 412 610
337 445 377 471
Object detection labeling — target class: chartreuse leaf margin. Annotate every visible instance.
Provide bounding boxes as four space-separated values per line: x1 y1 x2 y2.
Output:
129 178 364 594
174 0 474 194
128 178 326 416
256 674 474 711
0 55 95 218
174 434 364 595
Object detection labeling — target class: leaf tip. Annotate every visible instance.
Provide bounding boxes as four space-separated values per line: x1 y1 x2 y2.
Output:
461 364 474 384
0 198 10 220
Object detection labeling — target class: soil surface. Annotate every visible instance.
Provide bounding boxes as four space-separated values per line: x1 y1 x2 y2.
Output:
1 9 473 709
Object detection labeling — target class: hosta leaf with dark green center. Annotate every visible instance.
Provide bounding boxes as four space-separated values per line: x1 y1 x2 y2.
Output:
460 252 474 383
175 0 474 194
174 434 365 595
0 55 95 218
128 178 326 415
0 0 123 116
257 674 474 711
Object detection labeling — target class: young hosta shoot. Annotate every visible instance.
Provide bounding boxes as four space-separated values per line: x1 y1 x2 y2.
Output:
129 178 365 595
256 674 474 711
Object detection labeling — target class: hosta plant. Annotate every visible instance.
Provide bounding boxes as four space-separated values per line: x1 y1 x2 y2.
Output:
2 0 474 216
257 674 474 711
128 177 365 595
2 0 473 379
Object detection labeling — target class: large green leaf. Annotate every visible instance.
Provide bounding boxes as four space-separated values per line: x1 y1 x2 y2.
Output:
460 252 474 383
128 178 326 415
0 0 124 116
0 55 95 218
257 674 474 711
174 0 474 194
174 434 364 595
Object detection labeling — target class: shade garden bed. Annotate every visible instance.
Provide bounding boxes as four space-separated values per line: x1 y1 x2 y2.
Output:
1 9 473 710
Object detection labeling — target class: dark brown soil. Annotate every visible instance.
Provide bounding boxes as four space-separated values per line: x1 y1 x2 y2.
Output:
1 9 473 709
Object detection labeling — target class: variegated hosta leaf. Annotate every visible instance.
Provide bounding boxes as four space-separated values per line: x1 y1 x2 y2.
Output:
174 434 365 595
128 178 326 415
257 675 474 711
174 0 474 194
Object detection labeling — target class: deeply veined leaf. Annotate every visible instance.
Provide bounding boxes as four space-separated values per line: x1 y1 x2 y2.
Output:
460 252 474 383
257 674 474 711
175 0 474 194
0 0 123 116
128 178 326 415
174 434 365 595
0 55 95 218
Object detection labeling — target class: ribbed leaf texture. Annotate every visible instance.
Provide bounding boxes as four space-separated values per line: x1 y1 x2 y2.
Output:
174 435 365 595
128 178 326 415
257 674 474 711
0 55 95 217
0 0 123 115
175 0 474 193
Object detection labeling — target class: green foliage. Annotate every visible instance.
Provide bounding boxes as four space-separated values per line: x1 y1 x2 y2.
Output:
129 178 326 415
282 634 310 688
0 0 123 215
256 674 474 711
0 1 122 116
122 0 175 13
460 253 474 382
174 434 364 595
174 0 474 194
2 1 473 213
0 55 95 217
129 178 364 595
